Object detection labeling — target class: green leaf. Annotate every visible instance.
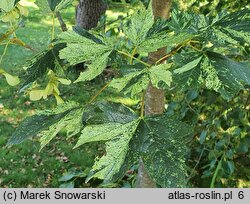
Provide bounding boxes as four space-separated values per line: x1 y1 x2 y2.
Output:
199 130 208 144
74 51 112 83
86 119 140 183
206 52 250 100
123 4 154 46
59 182 74 188
74 121 138 148
110 70 143 92
20 43 65 90
55 0 73 11
149 64 172 87
0 0 15 12
8 110 71 145
59 170 87 182
124 73 149 98
172 52 203 91
8 101 81 145
174 56 202 74
48 0 61 11
82 101 138 125
0 69 20 86
39 107 83 149
59 31 112 82
139 33 193 53
138 115 193 187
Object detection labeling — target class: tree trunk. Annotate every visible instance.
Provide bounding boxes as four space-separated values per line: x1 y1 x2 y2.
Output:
76 0 107 30
136 0 172 188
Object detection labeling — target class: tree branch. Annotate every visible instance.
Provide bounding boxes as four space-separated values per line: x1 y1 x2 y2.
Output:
56 11 68 32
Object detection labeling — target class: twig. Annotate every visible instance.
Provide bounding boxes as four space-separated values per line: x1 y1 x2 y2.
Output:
140 91 146 118
88 81 112 104
186 148 205 182
0 26 19 42
244 89 250 109
51 13 55 41
56 11 68 32
116 50 150 67
210 153 224 188
130 47 137 65
155 43 184 64
0 40 10 65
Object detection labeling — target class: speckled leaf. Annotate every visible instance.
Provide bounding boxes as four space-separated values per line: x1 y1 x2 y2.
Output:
8 110 71 145
206 52 250 100
123 73 149 98
59 31 112 82
123 4 154 46
74 121 137 148
39 107 83 149
149 64 172 87
82 101 138 125
20 43 65 90
74 51 112 83
110 70 143 92
174 56 202 74
172 52 203 91
8 101 81 146
138 115 193 187
139 33 193 53
86 119 140 183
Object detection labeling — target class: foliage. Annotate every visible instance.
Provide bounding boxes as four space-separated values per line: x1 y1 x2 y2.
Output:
1 0 250 187
0 68 19 86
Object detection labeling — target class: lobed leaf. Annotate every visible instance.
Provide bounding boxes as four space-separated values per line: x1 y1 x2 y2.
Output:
86 119 140 183
59 31 113 82
8 110 70 145
8 101 81 146
123 4 154 46
138 115 193 187
139 33 193 53
110 70 143 92
82 101 138 125
20 43 65 90
206 52 250 100
74 121 138 148
174 56 202 74
149 64 172 87
0 0 15 12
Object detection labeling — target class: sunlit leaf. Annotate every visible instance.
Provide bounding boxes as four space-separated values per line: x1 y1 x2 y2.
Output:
149 64 172 87
0 0 15 12
2 72 20 86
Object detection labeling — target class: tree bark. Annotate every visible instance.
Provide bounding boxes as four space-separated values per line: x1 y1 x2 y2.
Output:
76 0 107 30
136 0 172 188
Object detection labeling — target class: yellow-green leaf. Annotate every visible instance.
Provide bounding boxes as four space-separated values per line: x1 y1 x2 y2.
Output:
0 0 15 12
29 90 44 101
54 93 64 104
2 72 20 86
1 9 20 22
57 78 71 85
